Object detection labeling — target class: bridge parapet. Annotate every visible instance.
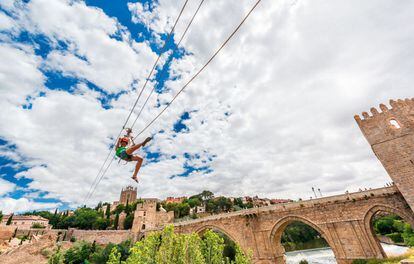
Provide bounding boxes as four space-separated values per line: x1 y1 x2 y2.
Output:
174 186 399 227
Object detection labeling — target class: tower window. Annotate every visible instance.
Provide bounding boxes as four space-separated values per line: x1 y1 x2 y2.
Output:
389 119 401 129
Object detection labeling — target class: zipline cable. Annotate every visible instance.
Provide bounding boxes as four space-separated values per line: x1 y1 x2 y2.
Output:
83 0 190 204
133 0 262 139
88 0 261 202
130 0 206 129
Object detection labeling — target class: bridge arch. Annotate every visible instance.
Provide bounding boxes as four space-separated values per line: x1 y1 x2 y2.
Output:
270 215 339 263
194 225 238 243
194 224 248 260
363 204 414 258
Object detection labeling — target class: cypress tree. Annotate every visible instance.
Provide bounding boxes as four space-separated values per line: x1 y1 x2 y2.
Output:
114 213 119 230
105 204 111 220
6 213 13 225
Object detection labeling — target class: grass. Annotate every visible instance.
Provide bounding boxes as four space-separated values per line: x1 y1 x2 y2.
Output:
353 248 414 264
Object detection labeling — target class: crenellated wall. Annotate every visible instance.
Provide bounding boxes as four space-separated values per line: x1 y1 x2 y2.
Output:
355 98 414 211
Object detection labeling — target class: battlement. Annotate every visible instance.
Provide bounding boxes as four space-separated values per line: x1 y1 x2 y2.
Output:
354 98 414 145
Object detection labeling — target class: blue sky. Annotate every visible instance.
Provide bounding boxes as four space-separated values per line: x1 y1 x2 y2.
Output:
1 0 414 214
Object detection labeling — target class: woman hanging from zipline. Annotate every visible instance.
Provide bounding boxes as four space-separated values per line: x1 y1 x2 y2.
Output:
116 128 152 183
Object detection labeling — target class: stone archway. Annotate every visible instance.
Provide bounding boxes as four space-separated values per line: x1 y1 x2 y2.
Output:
195 225 238 243
194 224 249 259
270 216 339 264
363 204 414 259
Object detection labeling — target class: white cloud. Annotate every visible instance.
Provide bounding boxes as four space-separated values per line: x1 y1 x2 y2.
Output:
0 43 44 105
0 197 60 214
0 179 16 196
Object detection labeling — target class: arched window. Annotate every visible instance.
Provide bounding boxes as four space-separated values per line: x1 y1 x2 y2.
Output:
389 119 401 129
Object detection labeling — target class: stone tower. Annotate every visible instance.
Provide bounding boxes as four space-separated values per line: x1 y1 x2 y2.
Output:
355 98 414 212
119 186 137 205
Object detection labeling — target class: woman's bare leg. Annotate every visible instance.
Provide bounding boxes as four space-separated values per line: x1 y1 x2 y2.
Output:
125 137 151 155
126 143 144 155
131 156 143 182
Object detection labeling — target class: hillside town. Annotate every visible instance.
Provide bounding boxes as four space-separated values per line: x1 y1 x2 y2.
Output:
1 186 293 234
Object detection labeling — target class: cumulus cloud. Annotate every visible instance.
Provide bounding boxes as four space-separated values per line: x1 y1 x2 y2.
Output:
0 179 15 196
1 0 414 214
0 197 60 214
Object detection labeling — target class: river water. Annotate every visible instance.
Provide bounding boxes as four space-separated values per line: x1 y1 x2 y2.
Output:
285 243 410 264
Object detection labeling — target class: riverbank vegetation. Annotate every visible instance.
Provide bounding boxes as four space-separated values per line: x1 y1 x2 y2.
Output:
373 214 414 246
23 201 140 230
48 225 251 264
281 221 328 251
352 248 414 264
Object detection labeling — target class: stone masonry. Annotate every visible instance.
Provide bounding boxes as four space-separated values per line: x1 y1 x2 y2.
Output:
131 199 174 233
355 98 414 212
172 186 413 264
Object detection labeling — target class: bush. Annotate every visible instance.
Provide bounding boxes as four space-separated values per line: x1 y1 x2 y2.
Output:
122 225 252 263
64 241 94 264
31 223 46 229
299 260 308 264
385 232 403 243
48 246 63 264
70 236 76 242
352 259 367 264
123 214 134 230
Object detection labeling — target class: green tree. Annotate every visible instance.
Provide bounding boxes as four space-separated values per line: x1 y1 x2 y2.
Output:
48 245 64 264
113 205 125 215
106 247 121 264
73 208 101 230
92 218 110 230
125 232 161 264
114 213 119 230
201 230 225 264
6 213 13 225
187 197 202 208
123 214 134 230
234 198 244 208
64 241 94 264
105 204 111 220
0 211 3 222
200 190 214 202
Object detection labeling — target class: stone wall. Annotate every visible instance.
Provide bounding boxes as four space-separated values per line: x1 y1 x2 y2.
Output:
131 200 174 233
0 225 16 241
69 229 133 245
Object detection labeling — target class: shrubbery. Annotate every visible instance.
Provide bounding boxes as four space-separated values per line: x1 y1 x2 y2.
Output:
49 225 251 264
373 214 414 246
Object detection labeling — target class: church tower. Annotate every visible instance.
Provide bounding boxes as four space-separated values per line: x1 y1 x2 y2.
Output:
119 186 137 205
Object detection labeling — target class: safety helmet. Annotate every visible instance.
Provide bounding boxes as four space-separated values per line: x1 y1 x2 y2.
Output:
120 137 129 144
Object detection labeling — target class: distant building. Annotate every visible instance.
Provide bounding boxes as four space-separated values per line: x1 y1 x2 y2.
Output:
119 186 137 205
165 196 187 204
131 200 174 233
190 205 206 215
1 215 50 229
270 199 293 204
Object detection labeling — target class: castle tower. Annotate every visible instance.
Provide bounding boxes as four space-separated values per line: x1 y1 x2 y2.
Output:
119 186 137 205
355 98 414 212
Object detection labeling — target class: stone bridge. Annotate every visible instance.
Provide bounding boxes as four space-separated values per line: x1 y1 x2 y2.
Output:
173 186 413 264
141 98 414 263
